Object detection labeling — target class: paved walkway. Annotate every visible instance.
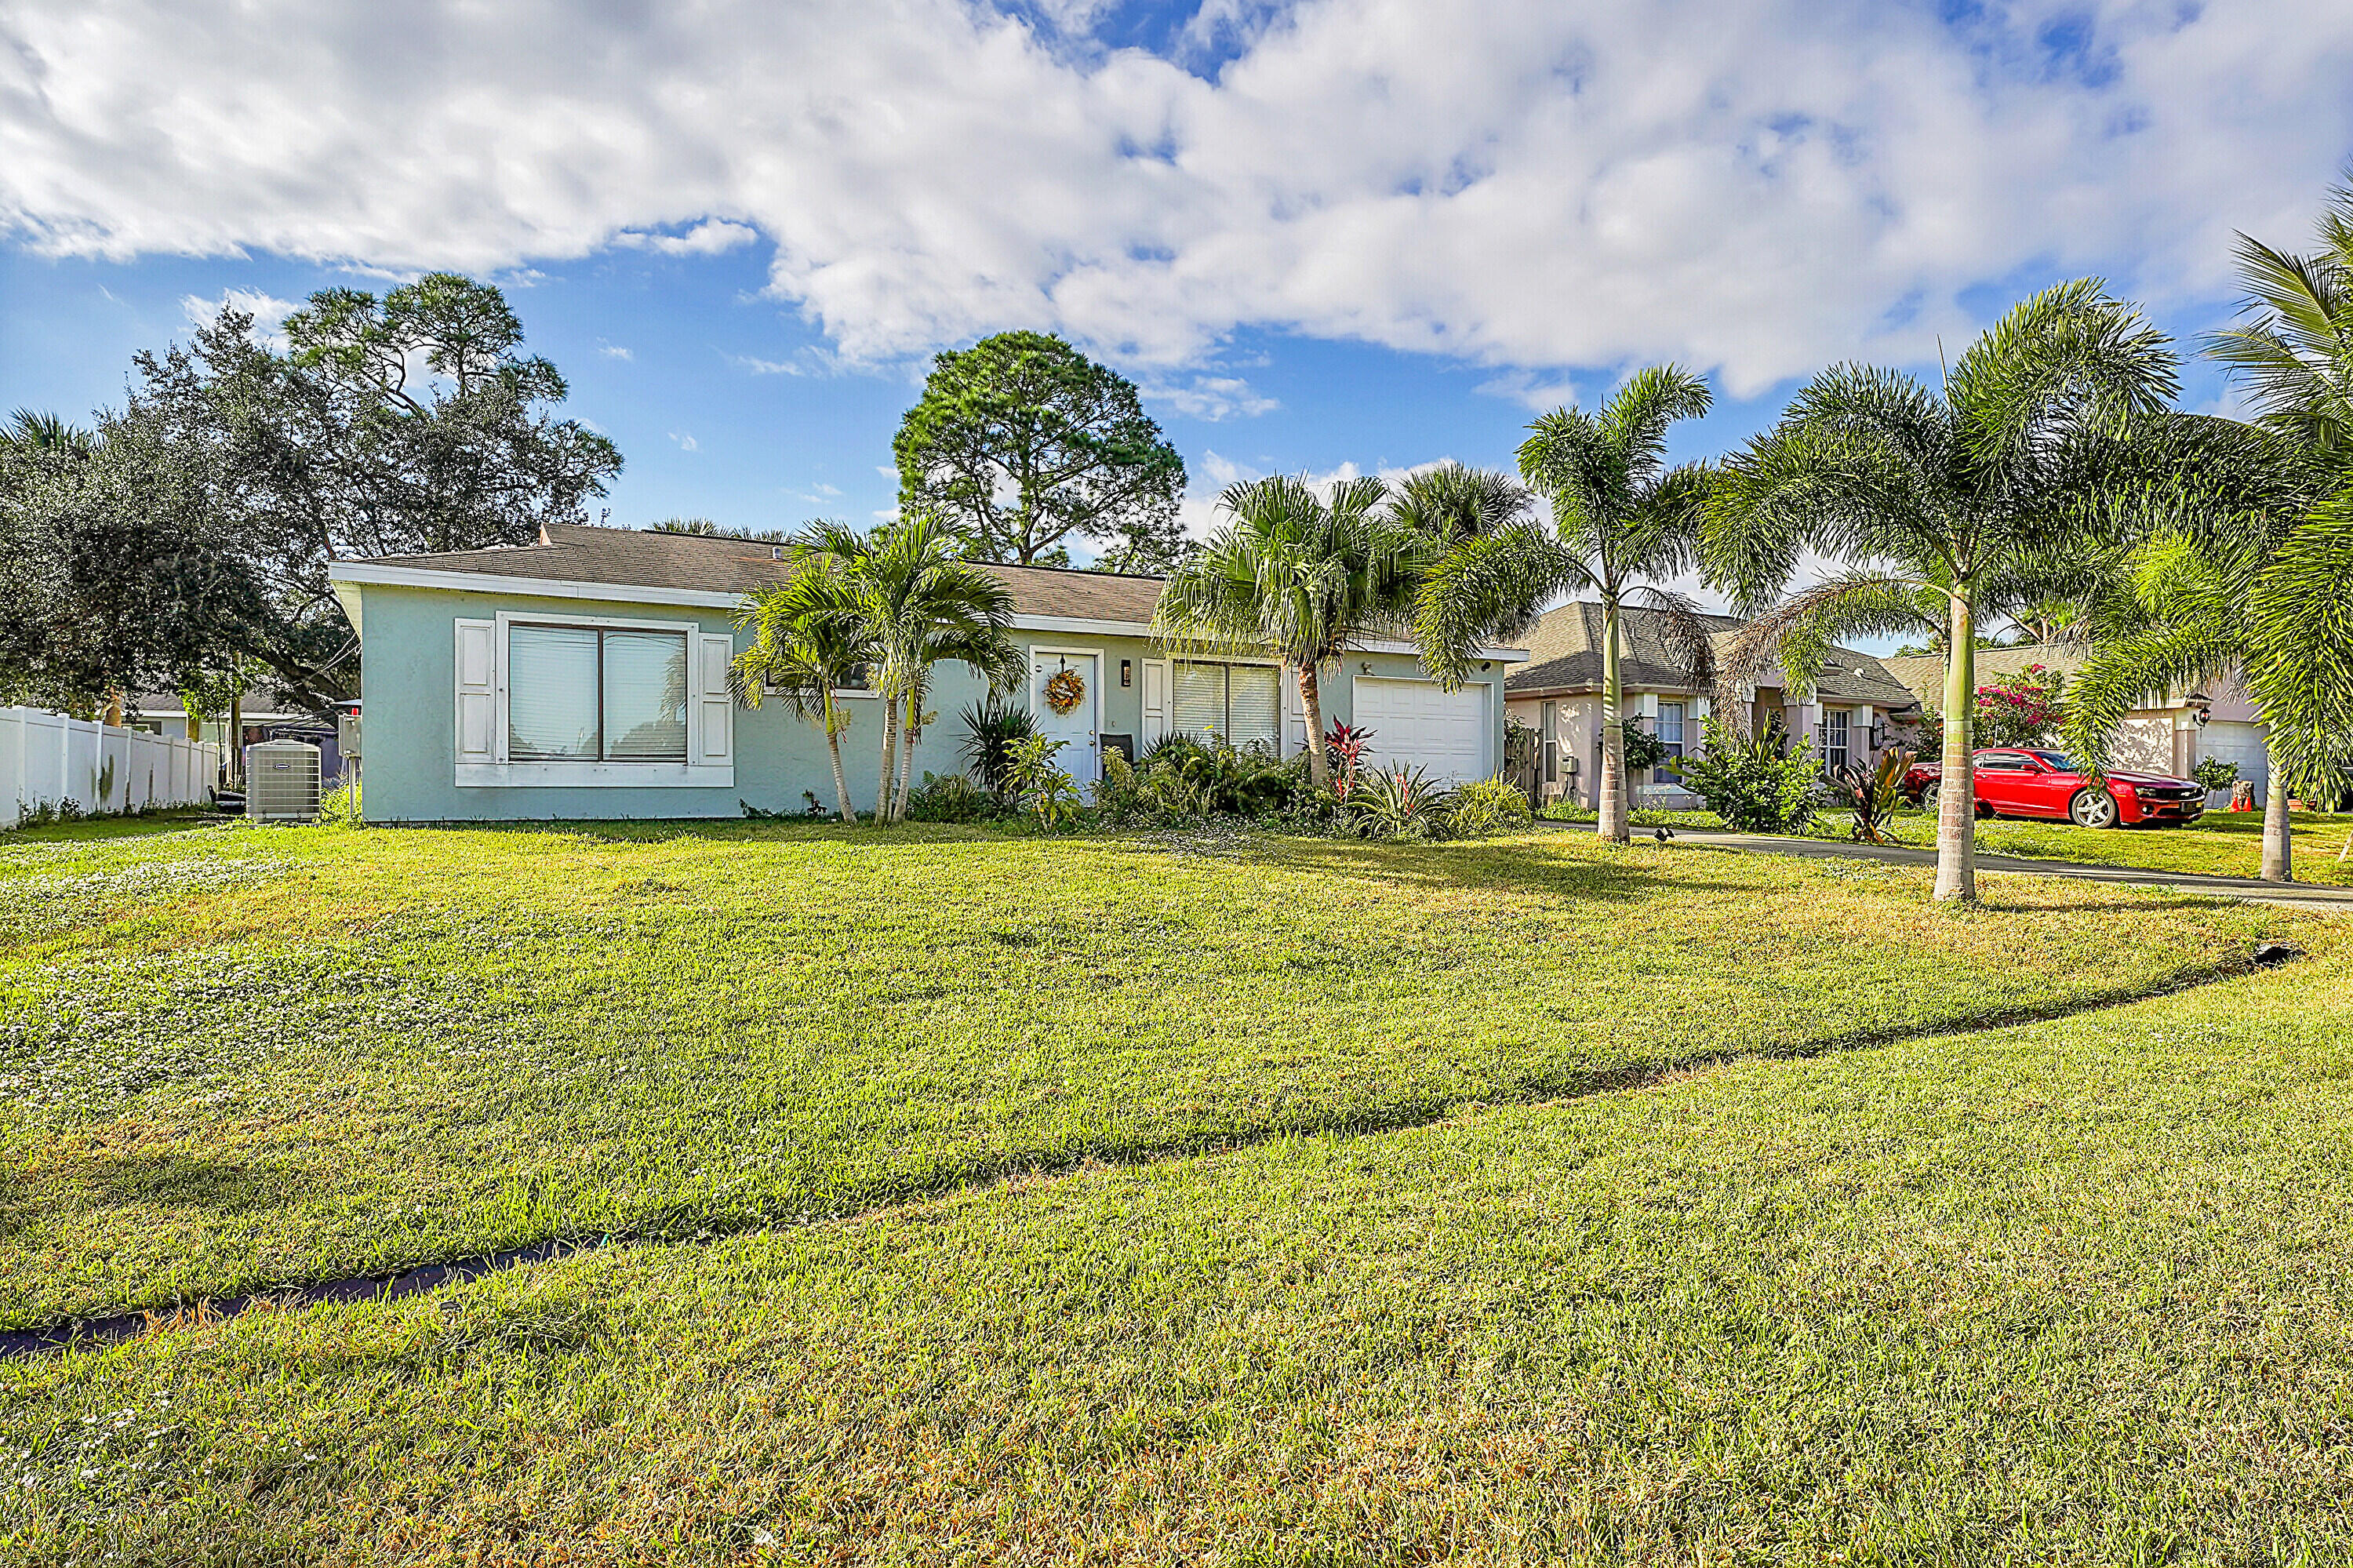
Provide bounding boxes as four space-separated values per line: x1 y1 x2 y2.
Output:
1646 828 2353 915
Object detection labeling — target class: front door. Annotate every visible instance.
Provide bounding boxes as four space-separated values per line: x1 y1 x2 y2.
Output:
1029 649 1102 786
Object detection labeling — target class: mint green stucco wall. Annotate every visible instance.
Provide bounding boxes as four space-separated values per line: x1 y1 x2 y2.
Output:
353 582 1509 823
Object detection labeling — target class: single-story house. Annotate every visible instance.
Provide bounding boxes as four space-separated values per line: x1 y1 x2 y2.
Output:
325 522 1530 823
1505 602 1922 808
1879 643 2271 792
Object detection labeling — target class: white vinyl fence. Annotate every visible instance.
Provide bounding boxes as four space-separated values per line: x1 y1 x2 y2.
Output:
0 707 223 830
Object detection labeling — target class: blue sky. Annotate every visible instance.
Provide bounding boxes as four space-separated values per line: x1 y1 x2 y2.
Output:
4 0 2350 609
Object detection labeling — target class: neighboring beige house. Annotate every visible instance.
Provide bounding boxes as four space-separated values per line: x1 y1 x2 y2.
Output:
1878 644 2269 792
1505 602 1922 808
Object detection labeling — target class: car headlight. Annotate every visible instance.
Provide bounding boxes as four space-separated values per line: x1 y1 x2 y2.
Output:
2133 784 2173 799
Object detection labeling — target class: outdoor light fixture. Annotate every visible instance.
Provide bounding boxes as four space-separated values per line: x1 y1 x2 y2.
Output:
1361 661 1373 674
1120 659 1132 688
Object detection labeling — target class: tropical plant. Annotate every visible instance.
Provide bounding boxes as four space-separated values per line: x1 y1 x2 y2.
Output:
1675 717 1820 834
2191 757 2241 793
1970 664 2069 748
957 694 1036 799
1324 722 1374 800
1444 777 1534 838
1824 748 1915 846
1347 763 1454 841
903 771 1001 824
1704 279 2180 901
1006 733 1084 828
798 514 1024 822
1155 475 1421 793
733 560 878 823
1622 722 1671 774
1413 368 1720 846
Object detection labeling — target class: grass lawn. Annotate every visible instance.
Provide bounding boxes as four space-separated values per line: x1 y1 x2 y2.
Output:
2 820 2300 1330
2 871 2348 1563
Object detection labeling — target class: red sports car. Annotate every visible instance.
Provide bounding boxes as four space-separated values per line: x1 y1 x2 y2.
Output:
1901 748 2207 828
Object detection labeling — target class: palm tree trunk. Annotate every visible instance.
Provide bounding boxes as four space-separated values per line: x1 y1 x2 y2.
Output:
1297 662 1332 791
2260 741 2294 882
824 697 854 824
1933 595 1978 904
894 693 918 820
875 698 900 824
1598 599 1628 844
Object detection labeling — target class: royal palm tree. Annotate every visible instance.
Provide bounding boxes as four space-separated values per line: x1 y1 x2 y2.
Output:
1155 474 1420 793
733 560 878 824
1413 367 1718 844
799 515 1023 822
1704 279 2178 903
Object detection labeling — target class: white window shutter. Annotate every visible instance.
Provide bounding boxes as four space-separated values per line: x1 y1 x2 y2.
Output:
454 618 496 763
695 632 734 763
1140 658 1171 743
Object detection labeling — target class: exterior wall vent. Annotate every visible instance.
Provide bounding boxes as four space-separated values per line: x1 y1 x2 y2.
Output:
247 740 322 822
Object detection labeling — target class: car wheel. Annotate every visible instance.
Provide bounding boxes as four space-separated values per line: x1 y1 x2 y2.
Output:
1918 783 1939 813
2069 788 2119 828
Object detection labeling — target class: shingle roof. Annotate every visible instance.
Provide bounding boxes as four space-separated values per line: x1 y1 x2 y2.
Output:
1878 644 2088 710
1506 601 1918 707
365 522 1170 624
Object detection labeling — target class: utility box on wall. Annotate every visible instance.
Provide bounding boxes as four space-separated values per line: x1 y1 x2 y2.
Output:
248 740 322 822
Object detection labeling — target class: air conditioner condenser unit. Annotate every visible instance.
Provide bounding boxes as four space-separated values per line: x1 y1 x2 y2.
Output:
247 740 322 822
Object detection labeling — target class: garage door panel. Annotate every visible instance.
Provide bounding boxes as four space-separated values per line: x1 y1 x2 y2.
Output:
1354 677 1488 783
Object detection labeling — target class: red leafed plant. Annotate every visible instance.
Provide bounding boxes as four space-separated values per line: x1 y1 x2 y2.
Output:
1326 722 1374 799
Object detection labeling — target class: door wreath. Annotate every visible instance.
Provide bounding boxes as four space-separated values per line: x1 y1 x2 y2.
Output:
1042 667 1087 715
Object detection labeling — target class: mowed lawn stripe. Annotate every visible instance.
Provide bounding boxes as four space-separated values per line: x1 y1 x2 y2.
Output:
0 821 2313 1326
5 948 2350 1563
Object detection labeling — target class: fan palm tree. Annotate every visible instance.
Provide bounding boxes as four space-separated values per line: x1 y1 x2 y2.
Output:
733 561 878 824
1704 279 2178 903
799 515 1023 822
1413 366 1718 844
1155 474 1420 793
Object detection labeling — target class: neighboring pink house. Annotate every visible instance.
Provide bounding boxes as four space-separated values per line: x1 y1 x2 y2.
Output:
1505 602 1922 809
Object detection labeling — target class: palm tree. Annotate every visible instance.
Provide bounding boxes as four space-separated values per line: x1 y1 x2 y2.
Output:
2201 184 2353 813
1704 279 2178 903
1155 474 1420 793
734 560 878 824
1413 367 1718 844
805 514 1023 822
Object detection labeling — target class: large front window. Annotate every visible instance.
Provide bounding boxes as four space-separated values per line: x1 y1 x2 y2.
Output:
1824 709 1850 771
1173 660 1281 751
1656 702 1686 777
508 624 688 762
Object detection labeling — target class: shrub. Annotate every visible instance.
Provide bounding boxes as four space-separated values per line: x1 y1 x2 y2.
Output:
958 696 1037 798
2191 757 2240 792
1622 723 1671 773
1971 663 2068 748
1445 777 1533 838
904 772 1002 824
1821 748 1913 845
1006 734 1084 828
1347 764 1454 841
1675 717 1820 833
320 780 363 827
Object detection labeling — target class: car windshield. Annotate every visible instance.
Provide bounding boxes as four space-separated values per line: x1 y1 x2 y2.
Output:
2029 750 2080 773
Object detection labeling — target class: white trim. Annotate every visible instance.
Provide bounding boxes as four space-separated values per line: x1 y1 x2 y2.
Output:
331 562 1532 660
456 762 729 788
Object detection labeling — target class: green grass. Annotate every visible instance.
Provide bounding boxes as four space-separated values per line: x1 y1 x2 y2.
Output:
1911 809 2353 886
0 819 2300 1330
5 923 2350 1563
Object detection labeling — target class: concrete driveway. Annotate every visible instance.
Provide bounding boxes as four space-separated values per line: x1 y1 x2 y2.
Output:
1630 828 2353 915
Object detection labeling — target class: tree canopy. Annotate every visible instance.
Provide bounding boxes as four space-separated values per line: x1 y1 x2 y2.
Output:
893 332 1187 573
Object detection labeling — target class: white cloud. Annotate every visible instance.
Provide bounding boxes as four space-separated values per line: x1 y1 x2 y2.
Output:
179 287 296 345
9 2 2353 391
1143 373 1278 421
599 343 633 360
668 431 699 452
735 355 805 377
614 220 759 256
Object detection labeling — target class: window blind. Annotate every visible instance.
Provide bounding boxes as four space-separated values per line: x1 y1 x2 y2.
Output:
603 631 689 759
1226 664 1280 751
508 625 600 759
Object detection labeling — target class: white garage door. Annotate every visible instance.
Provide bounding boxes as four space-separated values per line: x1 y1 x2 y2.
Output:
1353 678 1489 783
2197 721 2269 795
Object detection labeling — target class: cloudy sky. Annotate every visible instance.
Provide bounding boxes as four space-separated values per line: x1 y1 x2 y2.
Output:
5 0 2351 573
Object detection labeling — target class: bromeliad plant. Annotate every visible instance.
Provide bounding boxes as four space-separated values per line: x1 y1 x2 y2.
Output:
1347 763 1454 842
1824 748 1916 846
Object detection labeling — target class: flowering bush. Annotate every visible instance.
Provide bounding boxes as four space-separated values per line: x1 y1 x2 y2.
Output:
1970 664 2068 748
